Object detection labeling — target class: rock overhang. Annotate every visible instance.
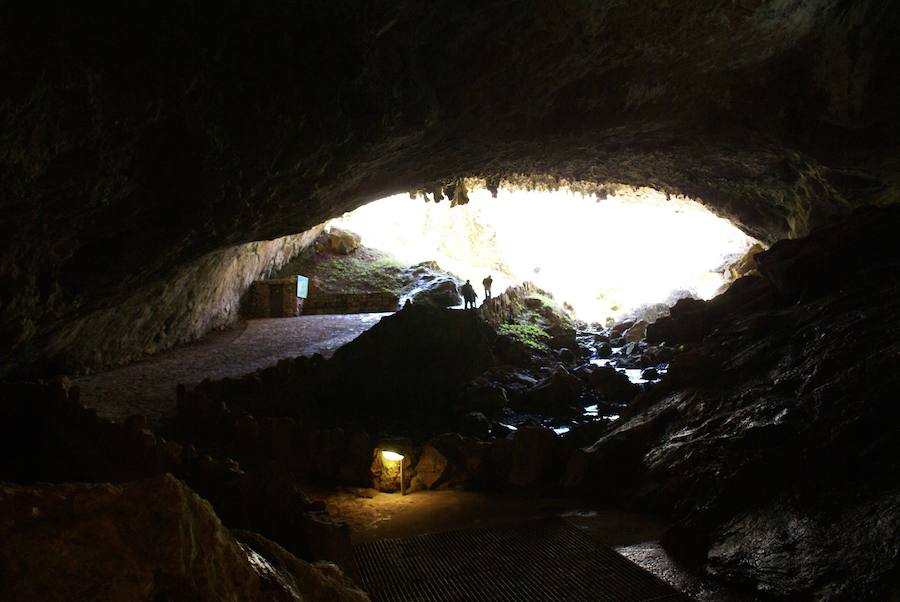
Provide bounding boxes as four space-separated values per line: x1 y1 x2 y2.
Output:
2 1 899 375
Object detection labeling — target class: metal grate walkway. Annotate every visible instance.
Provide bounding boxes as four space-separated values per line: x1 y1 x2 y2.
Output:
353 518 689 601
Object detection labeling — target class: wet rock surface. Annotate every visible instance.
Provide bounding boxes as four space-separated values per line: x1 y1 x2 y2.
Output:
569 206 900 599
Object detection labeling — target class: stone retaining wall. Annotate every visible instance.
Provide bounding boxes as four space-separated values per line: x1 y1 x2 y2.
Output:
302 291 399 315
243 278 302 318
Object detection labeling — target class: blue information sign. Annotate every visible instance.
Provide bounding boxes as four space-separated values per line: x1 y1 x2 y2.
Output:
296 275 309 299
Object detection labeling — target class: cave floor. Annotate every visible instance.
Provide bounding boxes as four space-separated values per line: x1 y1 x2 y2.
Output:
313 487 758 601
75 313 391 424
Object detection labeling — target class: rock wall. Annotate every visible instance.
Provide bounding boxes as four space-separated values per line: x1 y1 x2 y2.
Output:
4 226 322 377
1 2 898 376
564 206 900 599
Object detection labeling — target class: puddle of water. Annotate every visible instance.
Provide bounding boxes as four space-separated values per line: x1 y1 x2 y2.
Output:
499 422 518 431
552 426 571 435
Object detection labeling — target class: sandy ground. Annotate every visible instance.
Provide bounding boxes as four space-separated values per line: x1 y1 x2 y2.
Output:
75 313 390 424
312 486 755 600
311 487 668 546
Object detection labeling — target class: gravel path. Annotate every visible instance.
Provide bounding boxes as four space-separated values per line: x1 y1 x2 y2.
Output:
76 313 390 424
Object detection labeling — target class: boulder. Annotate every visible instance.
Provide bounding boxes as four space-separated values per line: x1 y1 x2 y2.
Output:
595 342 613 358
508 427 558 486
610 320 635 337
411 278 462 307
727 243 765 279
556 347 575 362
325 228 361 254
587 365 640 402
413 444 450 489
370 447 412 493
234 531 369 602
548 326 578 351
411 433 489 489
517 367 583 412
459 411 492 439
493 333 533 365
459 382 508 415
623 320 648 342
0 474 368 601
641 367 660 381
322 305 496 427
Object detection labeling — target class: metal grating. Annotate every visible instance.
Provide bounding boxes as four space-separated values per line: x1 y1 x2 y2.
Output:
353 518 689 602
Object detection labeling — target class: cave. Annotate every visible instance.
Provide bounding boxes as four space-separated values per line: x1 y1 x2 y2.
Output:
1 3 899 601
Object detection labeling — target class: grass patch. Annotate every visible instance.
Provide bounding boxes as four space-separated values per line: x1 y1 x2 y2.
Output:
497 322 551 350
276 245 407 294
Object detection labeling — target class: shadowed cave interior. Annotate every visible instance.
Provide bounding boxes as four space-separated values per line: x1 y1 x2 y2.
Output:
1 3 899 601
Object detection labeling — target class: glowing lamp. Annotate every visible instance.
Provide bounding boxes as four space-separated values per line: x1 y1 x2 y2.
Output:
381 450 406 495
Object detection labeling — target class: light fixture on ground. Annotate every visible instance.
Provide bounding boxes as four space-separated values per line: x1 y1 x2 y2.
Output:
381 450 406 495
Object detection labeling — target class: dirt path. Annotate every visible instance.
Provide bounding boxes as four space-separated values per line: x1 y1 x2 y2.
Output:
75 313 390 424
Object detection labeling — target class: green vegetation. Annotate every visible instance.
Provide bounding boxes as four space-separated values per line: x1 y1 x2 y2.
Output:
497 322 551 350
313 253 406 293
275 243 407 294
524 292 556 310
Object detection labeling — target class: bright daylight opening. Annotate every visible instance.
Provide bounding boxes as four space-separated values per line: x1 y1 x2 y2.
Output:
331 186 756 323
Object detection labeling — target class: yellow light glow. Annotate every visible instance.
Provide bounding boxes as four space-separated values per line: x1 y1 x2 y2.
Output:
382 450 405 462
332 186 756 323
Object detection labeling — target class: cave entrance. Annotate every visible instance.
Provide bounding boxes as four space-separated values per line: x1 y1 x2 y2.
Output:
326 184 756 325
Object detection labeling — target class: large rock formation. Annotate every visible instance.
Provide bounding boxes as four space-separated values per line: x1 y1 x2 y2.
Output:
0 474 368 601
189 303 496 432
2 2 899 375
565 206 900 599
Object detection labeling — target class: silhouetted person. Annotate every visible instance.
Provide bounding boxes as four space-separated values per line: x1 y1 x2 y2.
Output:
483 275 493 299
461 280 478 309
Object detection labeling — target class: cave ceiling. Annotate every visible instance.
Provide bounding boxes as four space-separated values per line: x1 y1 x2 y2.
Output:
1 1 898 373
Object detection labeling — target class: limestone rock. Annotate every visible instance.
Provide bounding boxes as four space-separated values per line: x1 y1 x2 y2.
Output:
413 444 450 489
0 474 368 601
623 320 648 343
517 367 583 412
460 382 508 415
587 365 640 403
508 426 558 486
325 228 361 255
411 278 462 307
459 411 492 439
234 531 370 602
